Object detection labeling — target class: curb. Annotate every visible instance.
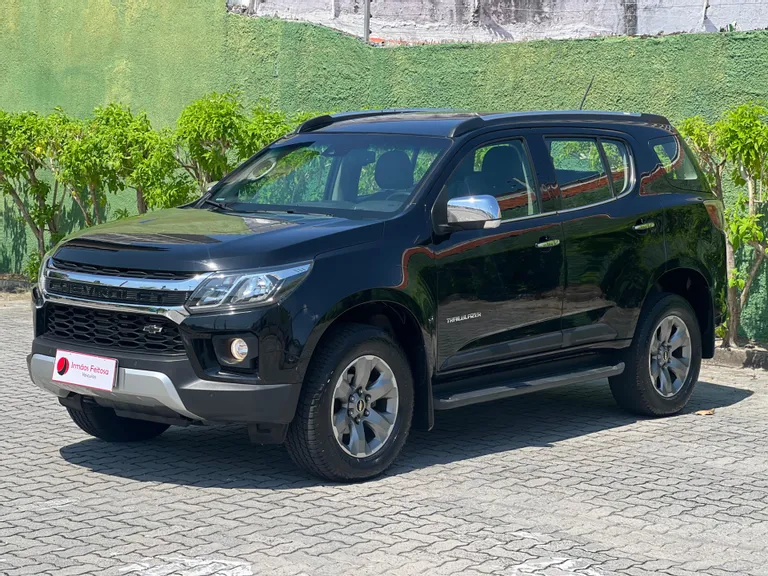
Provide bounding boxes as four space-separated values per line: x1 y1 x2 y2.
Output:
705 346 768 371
0 279 32 293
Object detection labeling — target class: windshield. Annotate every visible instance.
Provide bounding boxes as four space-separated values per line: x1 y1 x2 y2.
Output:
207 133 450 218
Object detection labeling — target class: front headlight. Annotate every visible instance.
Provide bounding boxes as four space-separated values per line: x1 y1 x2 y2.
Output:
186 262 312 312
38 250 55 293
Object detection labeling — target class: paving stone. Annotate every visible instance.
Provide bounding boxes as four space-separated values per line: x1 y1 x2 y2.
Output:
1 303 767 575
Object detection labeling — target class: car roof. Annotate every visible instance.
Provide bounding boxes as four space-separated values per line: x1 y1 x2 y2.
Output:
298 109 672 138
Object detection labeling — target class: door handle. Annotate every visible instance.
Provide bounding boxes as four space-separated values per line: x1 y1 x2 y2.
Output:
535 238 560 249
632 221 656 232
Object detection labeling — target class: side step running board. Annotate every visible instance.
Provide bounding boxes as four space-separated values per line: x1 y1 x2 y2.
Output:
433 363 625 410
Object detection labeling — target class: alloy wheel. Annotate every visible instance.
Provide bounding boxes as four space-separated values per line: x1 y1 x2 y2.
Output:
331 355 399 458
648 314 692 398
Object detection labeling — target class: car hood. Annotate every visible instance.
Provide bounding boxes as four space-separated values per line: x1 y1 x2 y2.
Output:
52 208 385 273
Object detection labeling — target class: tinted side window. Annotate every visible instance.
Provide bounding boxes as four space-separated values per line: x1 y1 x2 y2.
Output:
444 139 539 220
602 139 631 195
650 135 708 191
547 138 613 210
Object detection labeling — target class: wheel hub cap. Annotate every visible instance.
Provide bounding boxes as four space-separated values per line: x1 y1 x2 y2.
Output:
649 314 692 398
331 355 399 458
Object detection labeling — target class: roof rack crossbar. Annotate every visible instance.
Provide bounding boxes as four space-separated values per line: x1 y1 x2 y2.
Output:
295 108 460 133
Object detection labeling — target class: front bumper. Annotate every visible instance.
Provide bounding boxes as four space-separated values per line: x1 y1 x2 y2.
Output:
27 348 301 425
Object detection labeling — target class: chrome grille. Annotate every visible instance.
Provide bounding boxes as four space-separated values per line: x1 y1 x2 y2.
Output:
46 278 190 306
43 304 185 355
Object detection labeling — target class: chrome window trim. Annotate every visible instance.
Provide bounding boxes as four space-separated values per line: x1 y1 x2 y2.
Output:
498 209 558 225
555 194 619 215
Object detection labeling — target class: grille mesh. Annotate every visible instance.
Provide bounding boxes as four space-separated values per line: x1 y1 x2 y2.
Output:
52 259 197 281
44 304 185 355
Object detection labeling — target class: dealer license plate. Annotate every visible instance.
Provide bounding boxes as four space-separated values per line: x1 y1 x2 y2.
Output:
52 349 118 392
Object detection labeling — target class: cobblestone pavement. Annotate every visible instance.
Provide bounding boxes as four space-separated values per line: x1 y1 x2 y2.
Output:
1 302 767 576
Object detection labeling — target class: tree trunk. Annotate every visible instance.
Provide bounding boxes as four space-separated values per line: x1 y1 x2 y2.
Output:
88 183 103 224
6 185 45 256
48 180 63 237
70 188 93 226
723 237 741 348
136 187 147 214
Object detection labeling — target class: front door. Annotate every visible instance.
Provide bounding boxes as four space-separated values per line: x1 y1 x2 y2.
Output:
434 134 565 372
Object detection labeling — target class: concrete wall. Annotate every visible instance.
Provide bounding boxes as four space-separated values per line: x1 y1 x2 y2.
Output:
227 0 768 43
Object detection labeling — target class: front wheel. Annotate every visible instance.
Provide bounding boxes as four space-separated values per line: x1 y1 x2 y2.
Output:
285 324 414 482
609 293 702 416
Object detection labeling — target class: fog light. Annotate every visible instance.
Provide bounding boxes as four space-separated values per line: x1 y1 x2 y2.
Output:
230 338 249 362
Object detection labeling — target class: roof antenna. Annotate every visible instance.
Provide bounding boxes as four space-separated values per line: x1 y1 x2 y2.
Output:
579 74 596 110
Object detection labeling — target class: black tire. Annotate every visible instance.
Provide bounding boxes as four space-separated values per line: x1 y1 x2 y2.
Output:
285 323 414 482
66 400 169 442
609 292 701 416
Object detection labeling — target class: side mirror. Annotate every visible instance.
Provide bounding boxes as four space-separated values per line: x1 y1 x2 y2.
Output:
446 195 501 230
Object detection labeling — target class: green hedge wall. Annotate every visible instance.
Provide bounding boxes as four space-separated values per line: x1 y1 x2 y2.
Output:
3 0 768 338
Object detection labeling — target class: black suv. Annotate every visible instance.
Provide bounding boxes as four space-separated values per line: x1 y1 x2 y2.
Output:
29 110 726 481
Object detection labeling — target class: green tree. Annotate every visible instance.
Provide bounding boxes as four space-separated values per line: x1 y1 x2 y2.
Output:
682 104 768 346
134 127 196 211
0 111 54 257
54 111 123 225
40 109 93 228
92 103 195 213
174 92 318 195
175 91 247 193
678 116 739 346
238 100 292 159
717 103 768 346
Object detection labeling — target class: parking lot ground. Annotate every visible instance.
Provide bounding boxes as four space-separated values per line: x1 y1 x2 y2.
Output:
1 302 767 576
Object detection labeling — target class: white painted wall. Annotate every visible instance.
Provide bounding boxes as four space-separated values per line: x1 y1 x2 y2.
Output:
227 0 768 43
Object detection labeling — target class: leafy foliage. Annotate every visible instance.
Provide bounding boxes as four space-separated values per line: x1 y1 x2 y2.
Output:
92 104 195 213
680 104 768 346
0 111 54 256
717 103 768 190
175 91 247 192
174 92 319 194
726 194 764 251
678 116 726 195
0 93 320 280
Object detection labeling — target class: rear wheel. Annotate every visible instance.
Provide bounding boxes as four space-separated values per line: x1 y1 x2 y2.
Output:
609 293 701 416
67 399 169 442
286 324 414 481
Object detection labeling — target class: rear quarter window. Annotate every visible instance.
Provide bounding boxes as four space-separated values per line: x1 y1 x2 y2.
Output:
649 135 710 192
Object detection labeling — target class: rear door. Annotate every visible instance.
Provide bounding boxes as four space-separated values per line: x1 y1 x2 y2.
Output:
434 131 565 371
540 128 666 347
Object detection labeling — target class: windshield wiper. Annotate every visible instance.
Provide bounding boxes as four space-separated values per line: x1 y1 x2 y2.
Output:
201 197 232 211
